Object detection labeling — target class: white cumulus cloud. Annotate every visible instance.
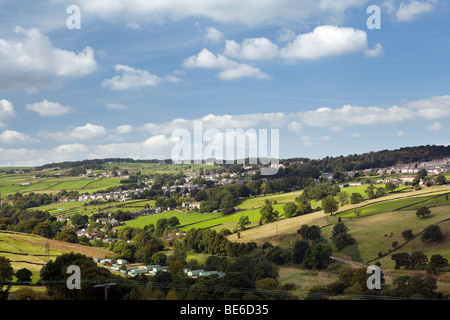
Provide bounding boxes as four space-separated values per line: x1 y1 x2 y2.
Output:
205 27 224 44
296 104 416 128
0 27 97 92
425 122 443 131
224 38 279 60
0 99 16 127
279 25 382 60
102 65 162 90
183 48 269 80
396 0 435 22
102 65 182 90
403 95 450 119
26 100 71 117
69 123 107 140
0 130 38 144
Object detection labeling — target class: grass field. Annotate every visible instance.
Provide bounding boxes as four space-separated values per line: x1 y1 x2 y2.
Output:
229 185 450 266
0 231 113 282
337 189 450 218
117 210 224 230
102 162 222 175
236 190 303 210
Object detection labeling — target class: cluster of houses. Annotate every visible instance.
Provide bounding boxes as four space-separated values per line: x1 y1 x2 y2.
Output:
73 168 257 203
322 158 450 185
94 258 225 279
77 188 147 202
387 158 450 175
358 157 450 176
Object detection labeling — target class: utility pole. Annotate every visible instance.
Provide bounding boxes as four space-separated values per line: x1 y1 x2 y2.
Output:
94 282 117 300
45 241 50 257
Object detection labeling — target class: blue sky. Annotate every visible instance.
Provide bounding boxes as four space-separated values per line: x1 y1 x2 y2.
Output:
0 0 449 166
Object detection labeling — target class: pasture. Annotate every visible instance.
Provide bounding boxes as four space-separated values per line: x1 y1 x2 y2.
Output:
0 231 112 282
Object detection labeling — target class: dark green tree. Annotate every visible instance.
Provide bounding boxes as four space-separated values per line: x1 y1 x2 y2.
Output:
39 252 130 300
293 240 310 264
55 229 79 243
385 181 399 193
321 195 339 215
415 207 431 218
167 216 180 228
422 224 443 243
15 268 32 283
0 257 14 300
238 215 251 230
350 192 364 205
259 200 279 223
416 169 428 180
401 229 413 240
434 175 446 185
297 224 322 241
392 252 410 269
283 202 297 218
151 252 167 266
428 254 448 274
409 251 428 269
305 241 333 270
156 218 168 236
331 222 348 239
333 233 356 251
70 213 89 229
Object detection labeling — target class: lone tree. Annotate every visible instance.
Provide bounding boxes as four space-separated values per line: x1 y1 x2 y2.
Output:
15 268 33 284
322 195 339 215
238 215 251 230
401 229 414 240
260 200 279 223
416 207 431 218
167 216 180 228
422 225 444 243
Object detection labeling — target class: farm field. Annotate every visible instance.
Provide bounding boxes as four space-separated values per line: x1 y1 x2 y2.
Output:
0 176 122 199
324 205 450 266
229 185 450 244
118 202 293 232
29 199 158 218
236 190 303 210
117 210 223 230
115 185 450 235
0 231 112 282
102 162 222 175
0 160 449 301
0 162 222 200
337 188 450 218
